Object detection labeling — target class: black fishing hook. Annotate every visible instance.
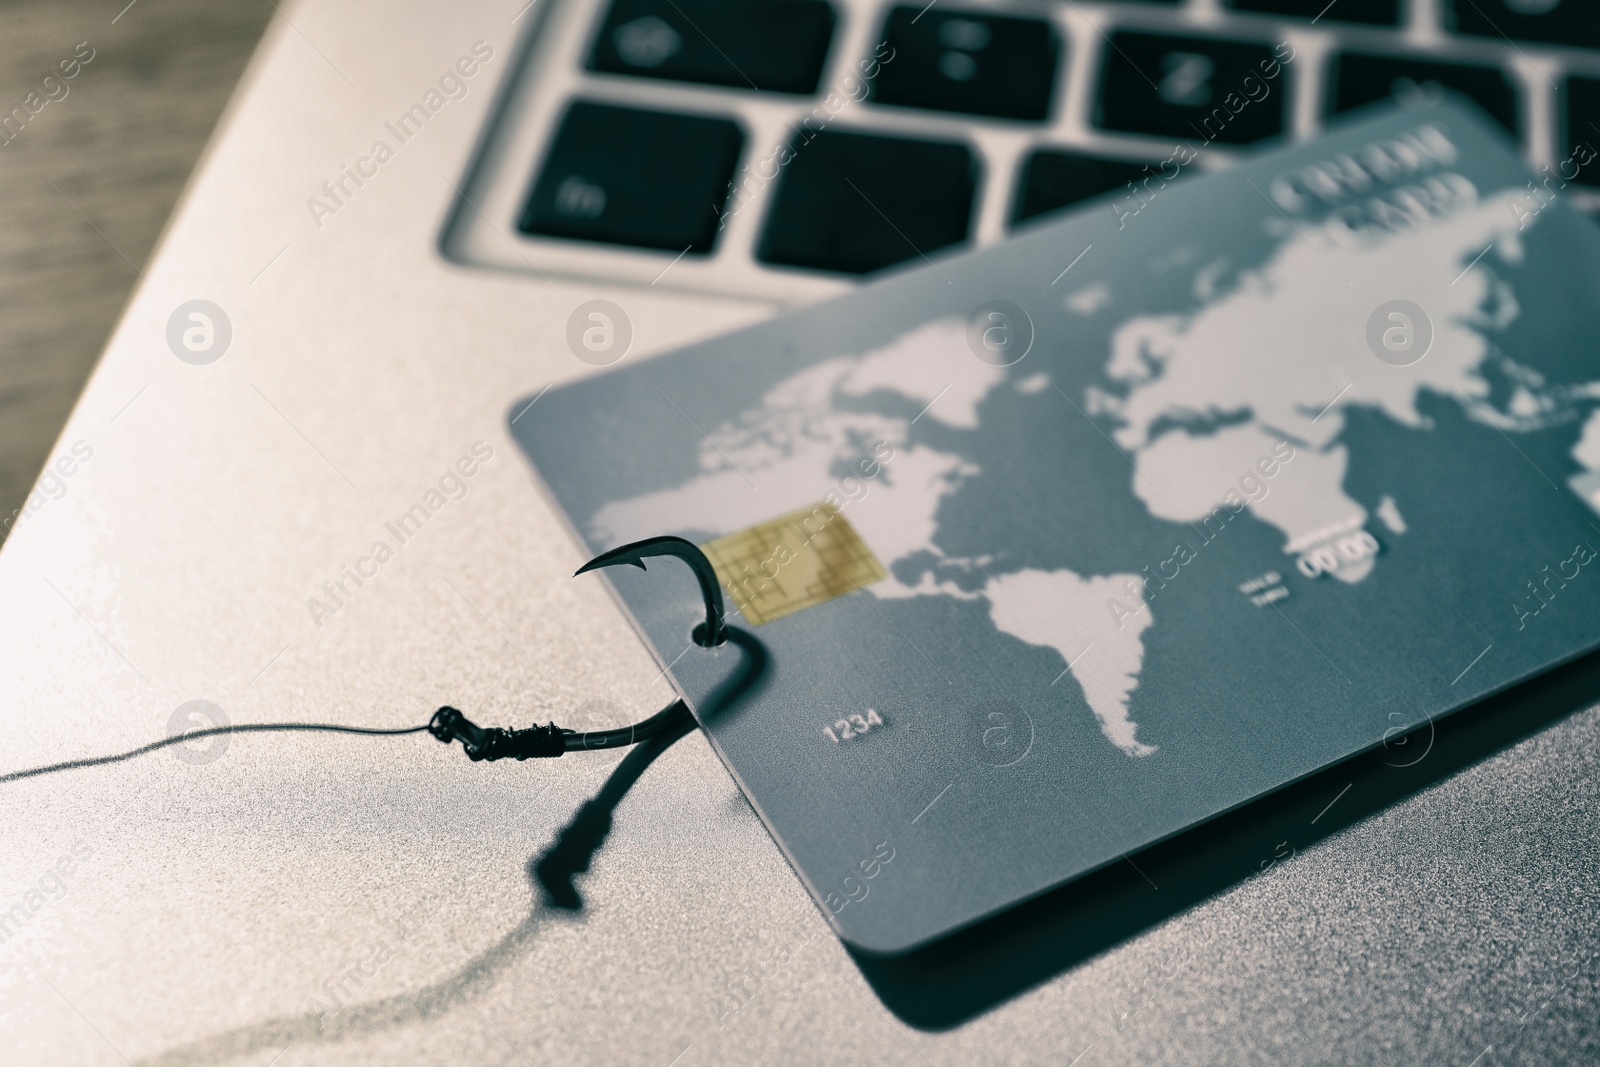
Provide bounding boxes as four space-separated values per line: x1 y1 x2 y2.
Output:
427 535 727 761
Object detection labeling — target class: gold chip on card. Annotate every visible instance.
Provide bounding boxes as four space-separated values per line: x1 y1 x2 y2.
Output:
700 502 886 626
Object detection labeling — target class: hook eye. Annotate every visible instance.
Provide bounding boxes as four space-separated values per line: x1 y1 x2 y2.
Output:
691 621 727 648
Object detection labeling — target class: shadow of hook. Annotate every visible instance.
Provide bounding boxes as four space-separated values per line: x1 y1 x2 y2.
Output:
534 625 769 909
135 627 770 1066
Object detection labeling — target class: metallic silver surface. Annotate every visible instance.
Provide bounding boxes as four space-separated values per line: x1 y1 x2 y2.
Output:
1 1 1596 1063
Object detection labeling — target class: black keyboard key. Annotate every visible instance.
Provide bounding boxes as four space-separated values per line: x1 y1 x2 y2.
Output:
1012 150 1151 226
519 101 743 254
1226 0 1398 25
867 6 1059 121
1445 0 1600 51
757 130 976 275
1565 77 1600 188
1328 53 1519 136
1095 33 1289 145
588 0 836 95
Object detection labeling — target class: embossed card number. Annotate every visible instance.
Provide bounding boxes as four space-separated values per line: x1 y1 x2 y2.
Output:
824 707 884 743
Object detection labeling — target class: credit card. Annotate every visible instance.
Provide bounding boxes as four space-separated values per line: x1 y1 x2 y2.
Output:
514 99 1600 953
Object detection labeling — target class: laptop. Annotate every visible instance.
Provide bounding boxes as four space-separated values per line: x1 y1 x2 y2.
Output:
3 0 1599 1063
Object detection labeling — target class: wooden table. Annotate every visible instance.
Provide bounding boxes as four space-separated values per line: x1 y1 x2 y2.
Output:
0 0 271 543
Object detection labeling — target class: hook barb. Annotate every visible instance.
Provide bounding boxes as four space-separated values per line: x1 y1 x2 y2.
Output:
576 535 727 647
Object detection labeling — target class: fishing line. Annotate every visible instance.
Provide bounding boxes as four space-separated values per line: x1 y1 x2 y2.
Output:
0 537 721 786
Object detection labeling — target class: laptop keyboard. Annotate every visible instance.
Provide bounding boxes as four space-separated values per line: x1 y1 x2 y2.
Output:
446 0 1600 297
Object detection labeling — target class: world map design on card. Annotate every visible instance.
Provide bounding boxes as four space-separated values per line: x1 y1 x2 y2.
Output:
515 100 1600 952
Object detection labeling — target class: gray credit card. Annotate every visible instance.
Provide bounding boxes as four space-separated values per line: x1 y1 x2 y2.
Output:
513 99 1600 953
